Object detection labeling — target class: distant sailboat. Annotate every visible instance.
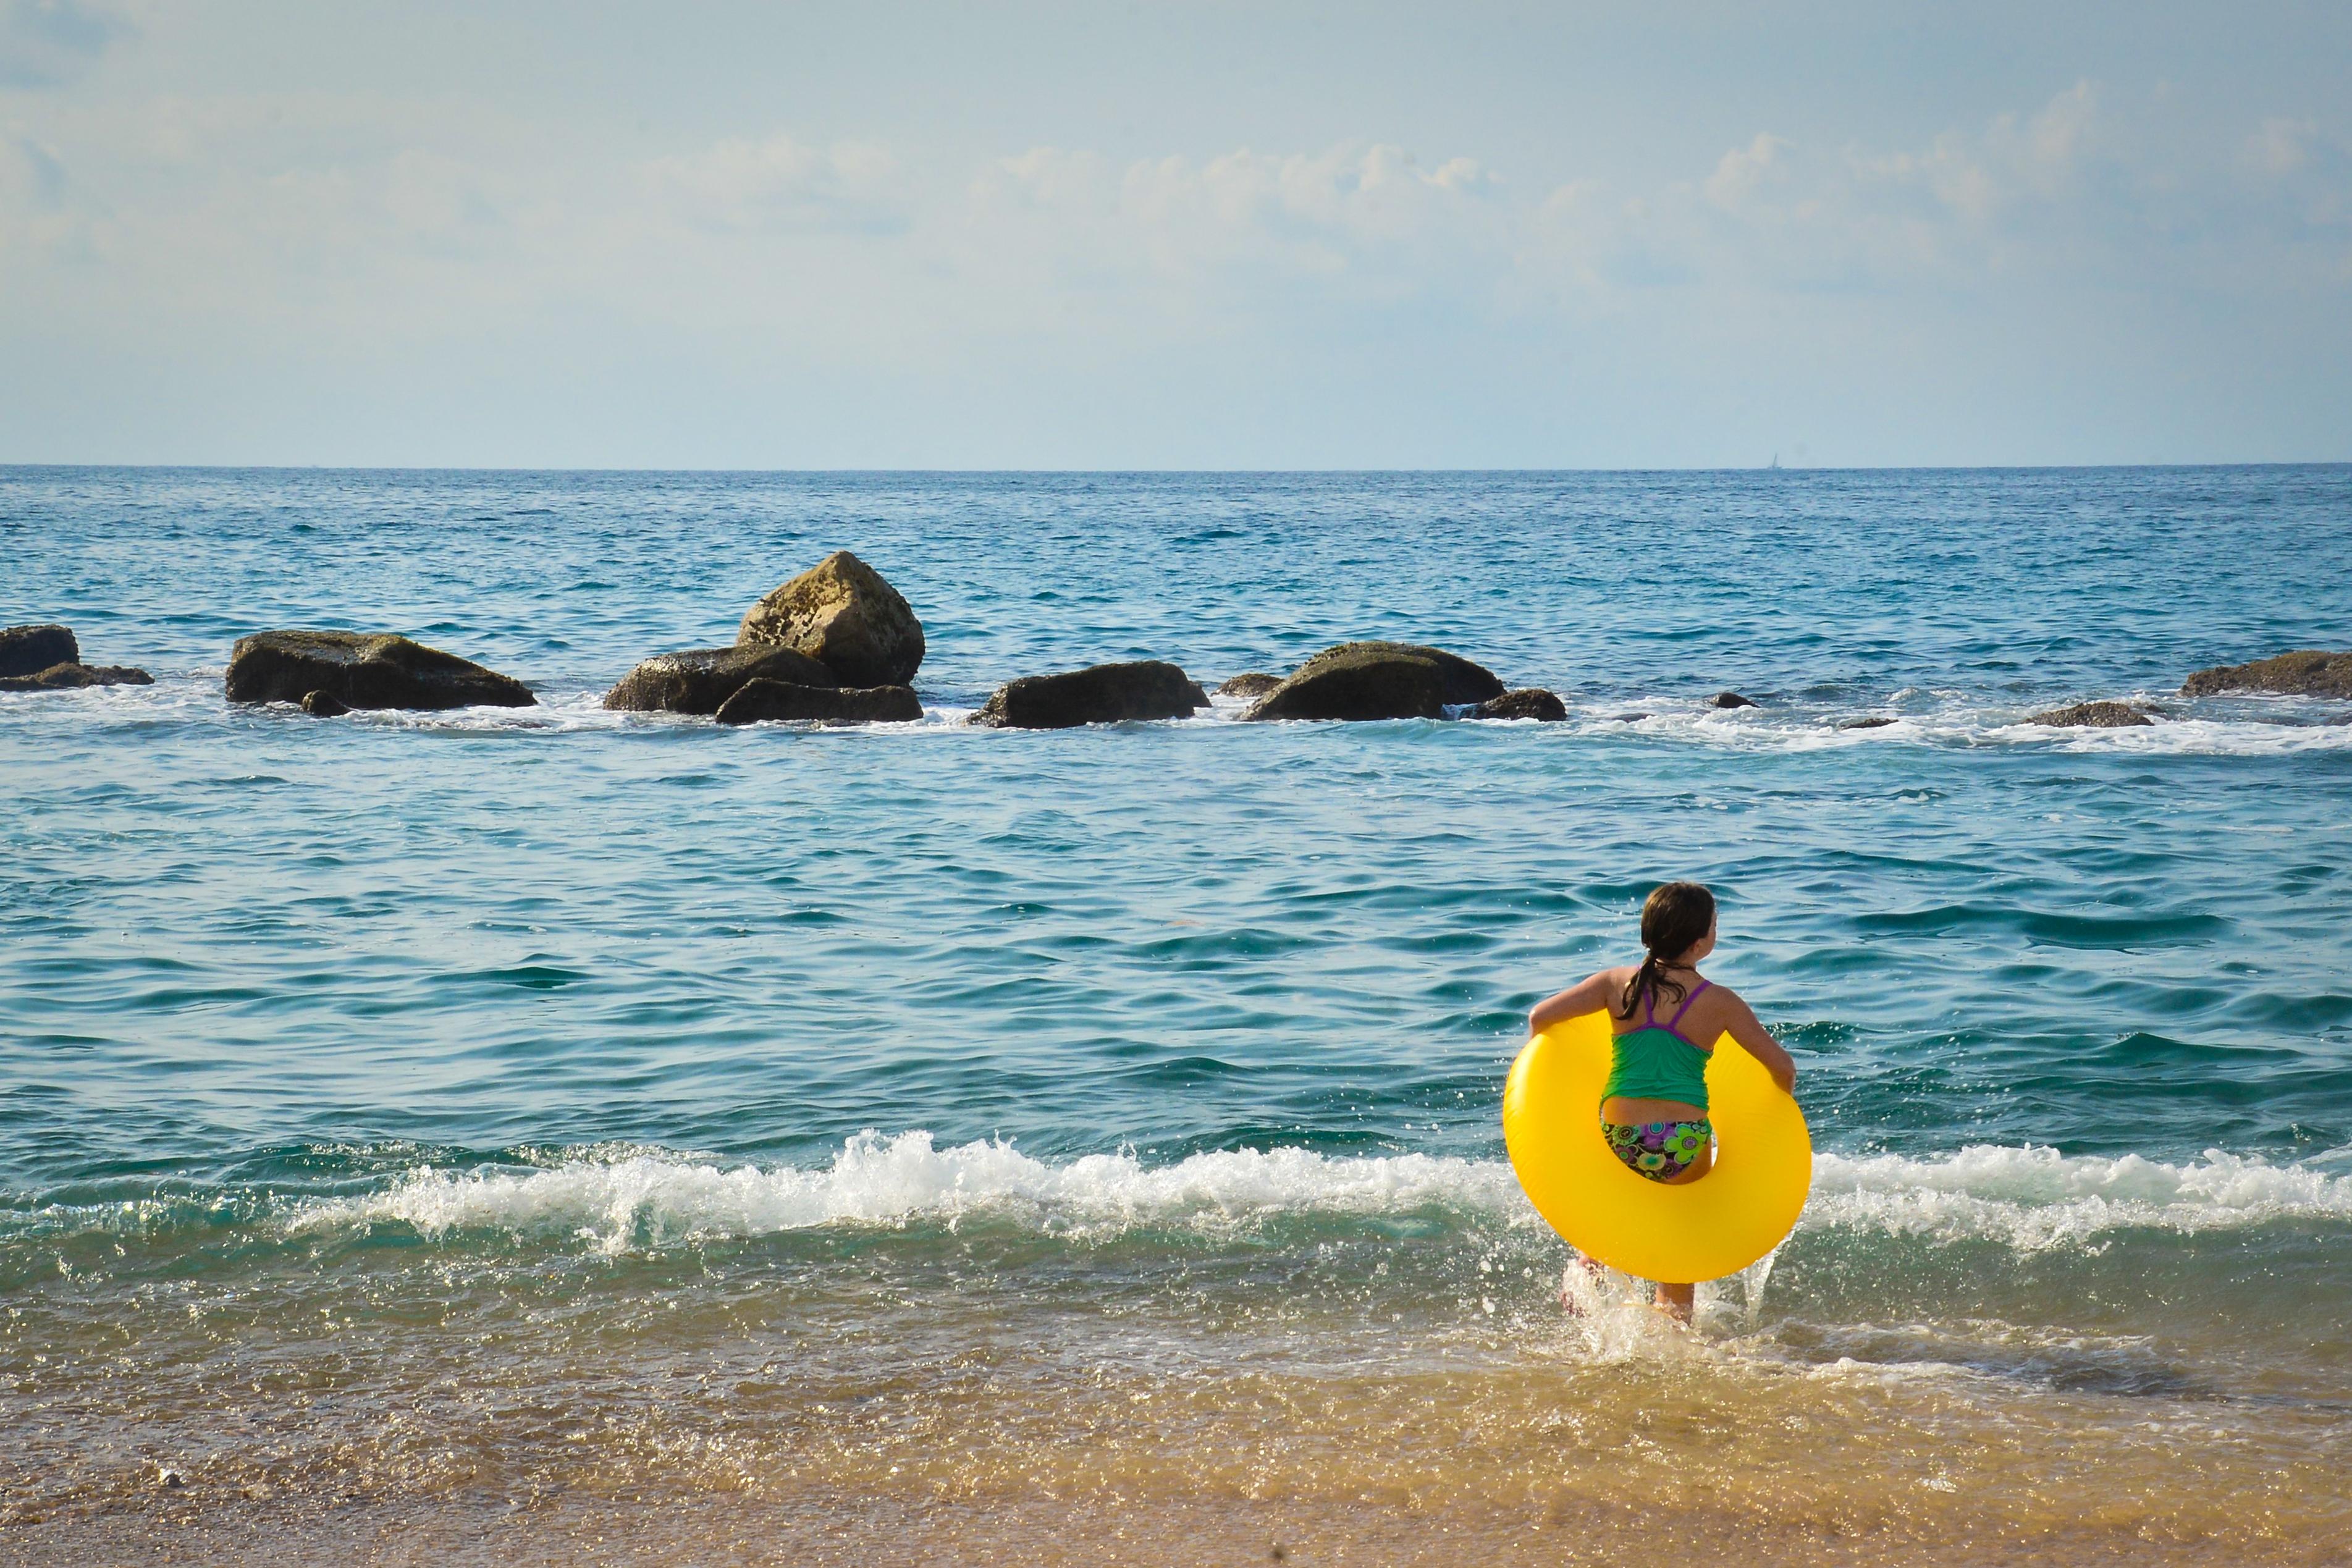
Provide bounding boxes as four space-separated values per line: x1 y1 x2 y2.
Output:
1768 452 1782 470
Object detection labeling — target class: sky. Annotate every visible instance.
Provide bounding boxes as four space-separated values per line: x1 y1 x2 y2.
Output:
1 1 2347 468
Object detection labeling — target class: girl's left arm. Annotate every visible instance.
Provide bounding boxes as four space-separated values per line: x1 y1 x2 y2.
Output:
1721 991 1798 1095
1527 970 1620 1035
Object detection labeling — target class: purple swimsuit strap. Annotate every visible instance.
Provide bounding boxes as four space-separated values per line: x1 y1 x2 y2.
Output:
1664 978 1712 1032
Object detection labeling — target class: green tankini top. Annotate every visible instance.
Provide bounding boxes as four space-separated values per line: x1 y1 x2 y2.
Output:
1600 979 1713 1111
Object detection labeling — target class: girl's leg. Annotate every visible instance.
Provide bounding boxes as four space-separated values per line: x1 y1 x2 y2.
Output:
1651 1140 1711 1322
1559 1251 1607 1312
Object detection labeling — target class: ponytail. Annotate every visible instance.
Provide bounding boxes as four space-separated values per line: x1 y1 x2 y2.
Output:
1618 881 1717 1017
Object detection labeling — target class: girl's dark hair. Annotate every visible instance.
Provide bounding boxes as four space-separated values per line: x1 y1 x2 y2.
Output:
1619 882 1717 1018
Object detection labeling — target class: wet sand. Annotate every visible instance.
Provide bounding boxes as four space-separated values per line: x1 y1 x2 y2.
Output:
5 1481 2338 1568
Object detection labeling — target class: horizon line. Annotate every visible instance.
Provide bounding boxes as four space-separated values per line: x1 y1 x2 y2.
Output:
3 460 2348 478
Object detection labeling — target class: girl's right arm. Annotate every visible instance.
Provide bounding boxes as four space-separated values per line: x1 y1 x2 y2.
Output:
1527 969 1627 1035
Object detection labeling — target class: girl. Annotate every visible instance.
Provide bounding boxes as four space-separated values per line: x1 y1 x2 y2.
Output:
1526 881 1797 1321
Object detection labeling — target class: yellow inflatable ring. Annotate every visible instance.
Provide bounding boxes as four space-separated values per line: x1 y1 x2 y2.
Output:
1504 1011 1811 1282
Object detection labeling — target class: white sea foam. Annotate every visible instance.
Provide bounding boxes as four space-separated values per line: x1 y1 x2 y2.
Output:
289 1132 1515 1251
1551 693 2352 757
277 1132 2352 1255
1803 1144 2352 1249
13 670 2343 753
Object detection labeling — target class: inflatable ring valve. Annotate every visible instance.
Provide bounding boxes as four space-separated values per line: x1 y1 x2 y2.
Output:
1503 1011 1810 1281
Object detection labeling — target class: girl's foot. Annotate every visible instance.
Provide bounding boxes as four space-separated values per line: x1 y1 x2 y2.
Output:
1559 1255 1606 1315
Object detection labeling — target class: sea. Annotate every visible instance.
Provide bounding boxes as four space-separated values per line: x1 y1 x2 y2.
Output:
4 465 2350 1564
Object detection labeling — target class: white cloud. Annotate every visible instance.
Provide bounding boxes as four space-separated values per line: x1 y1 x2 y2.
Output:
1521 78 2352 303
1703 132 1791 210
646 133 906 235
2248 117 2316 177
973 140 1505 301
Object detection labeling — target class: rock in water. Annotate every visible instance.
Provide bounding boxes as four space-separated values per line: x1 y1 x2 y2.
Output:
300 690 350 717
969 661 1209 729
1709 691 1757 709
224 631 534 710
1242 646 1450 722
738 551 924 688
1839 716 1896 730
0 662 155 692
0 624 78 678
603 645 840 714
1215 672 1283 698
1288 641 1504 706
2181 650 2352 699
1470 688 1567 722
2027 701 2155 728
714 680 922 725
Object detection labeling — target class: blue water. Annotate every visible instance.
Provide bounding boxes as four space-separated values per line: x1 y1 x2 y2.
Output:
8 465 2351 1182
6 468 2352 1550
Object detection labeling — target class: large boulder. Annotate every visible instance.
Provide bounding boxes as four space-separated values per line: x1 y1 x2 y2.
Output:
2181 650 2352 699
1 624 78 678
0 662 153 692
1471 688 1567 722
2028 701 2154 728
969 660 1208 729
603 644 838 714
1241 644 1450 722
1288 641 1504 706
738 551 924 688
714 679 922 726
224 631 534 710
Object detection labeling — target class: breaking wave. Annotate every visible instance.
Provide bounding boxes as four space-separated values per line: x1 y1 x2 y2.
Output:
256 1132 2352 1255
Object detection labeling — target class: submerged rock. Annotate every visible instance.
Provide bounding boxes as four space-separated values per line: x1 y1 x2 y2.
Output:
2028 701 2154 728
714 679 922 726
224 631 534 711
0 661 153 693
604 644 839 714
1471 688 1567 722
1294 641 1504 706
739 551 925 688
1709 691 1758 709
1215 672 1282 698
1244 651 1444 722
1839 716 1897 730
0 624 78 678
2181 650 2352 699
1241 643 1488 722
970 660 1208 729
300 690 350 717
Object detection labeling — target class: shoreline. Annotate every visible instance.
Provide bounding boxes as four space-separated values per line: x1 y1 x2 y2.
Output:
4 1478 2332 1568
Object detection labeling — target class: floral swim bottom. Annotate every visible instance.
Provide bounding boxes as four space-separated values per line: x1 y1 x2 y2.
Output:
1601 1118 1712 1181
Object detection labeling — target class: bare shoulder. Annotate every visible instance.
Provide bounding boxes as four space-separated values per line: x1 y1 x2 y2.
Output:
1697 977 1750 1010
1593 963 1639 1011
1692 978 1760 1026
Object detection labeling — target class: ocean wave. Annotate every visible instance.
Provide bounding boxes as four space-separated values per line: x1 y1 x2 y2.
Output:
10 670 2346 753
286 1133 1514 1250
1804 1144 2352 1249
266 1133 2352 1255
1540 696 2352 756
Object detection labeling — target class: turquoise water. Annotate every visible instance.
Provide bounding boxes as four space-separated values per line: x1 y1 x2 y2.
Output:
5 466 2352 1553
